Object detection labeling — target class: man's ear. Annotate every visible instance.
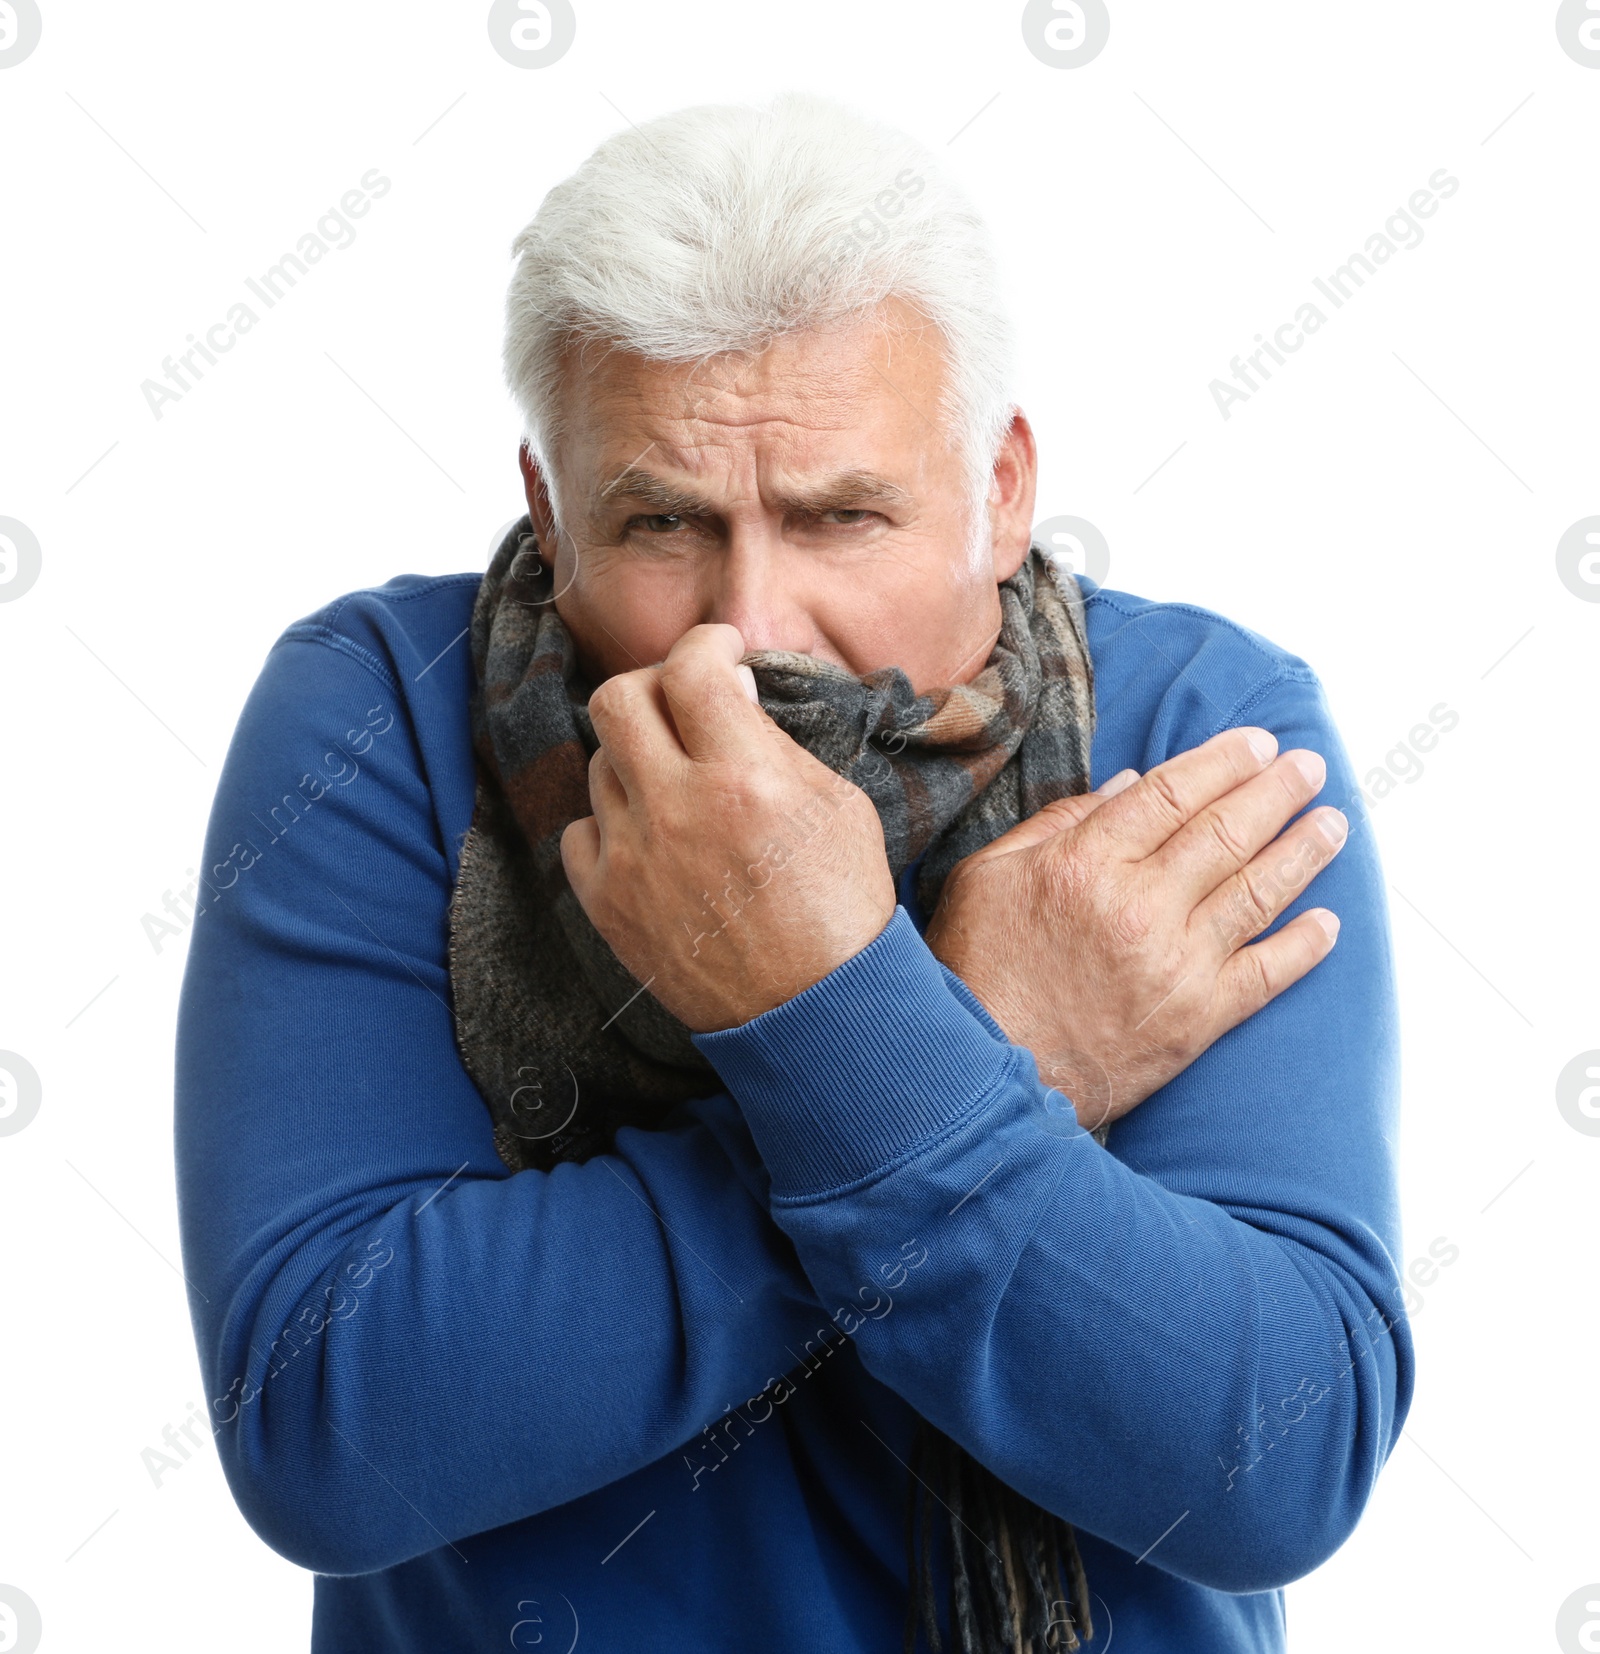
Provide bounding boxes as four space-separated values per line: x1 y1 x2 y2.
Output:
985 409 1039 583
518 442 559 549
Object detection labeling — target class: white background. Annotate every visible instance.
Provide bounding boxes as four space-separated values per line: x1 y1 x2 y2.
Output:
1 2 1596 1649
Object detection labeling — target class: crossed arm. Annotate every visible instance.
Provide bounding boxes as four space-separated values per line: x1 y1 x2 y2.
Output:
175 625 1411 1588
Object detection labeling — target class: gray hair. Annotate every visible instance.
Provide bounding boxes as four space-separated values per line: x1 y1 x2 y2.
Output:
502 91 1017 538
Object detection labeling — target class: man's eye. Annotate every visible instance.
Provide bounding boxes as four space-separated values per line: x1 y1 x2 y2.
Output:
633 514 684 534
818 510 872 525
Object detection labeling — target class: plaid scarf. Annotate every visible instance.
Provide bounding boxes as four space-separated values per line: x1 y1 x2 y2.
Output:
448 514 1102 1651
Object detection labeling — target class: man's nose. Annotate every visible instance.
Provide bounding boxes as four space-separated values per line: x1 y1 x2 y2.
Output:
702 530 814 656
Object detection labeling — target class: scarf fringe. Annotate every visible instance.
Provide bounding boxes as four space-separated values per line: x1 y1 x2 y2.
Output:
904 1418 1096 1653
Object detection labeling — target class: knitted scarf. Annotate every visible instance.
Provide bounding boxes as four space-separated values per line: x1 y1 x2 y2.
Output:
448 515 1102 1652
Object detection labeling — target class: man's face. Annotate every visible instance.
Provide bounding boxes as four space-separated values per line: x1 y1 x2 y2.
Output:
520 297 1038 695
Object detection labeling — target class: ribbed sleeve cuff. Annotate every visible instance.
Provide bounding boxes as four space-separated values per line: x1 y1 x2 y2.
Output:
691 907 1018 1200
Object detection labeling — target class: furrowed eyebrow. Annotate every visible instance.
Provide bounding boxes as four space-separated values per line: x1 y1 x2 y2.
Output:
595 466 912 516
596 469 717 516
776 470 914 513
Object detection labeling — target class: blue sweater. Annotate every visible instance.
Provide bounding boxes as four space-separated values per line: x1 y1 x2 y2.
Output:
174 568 1412 1652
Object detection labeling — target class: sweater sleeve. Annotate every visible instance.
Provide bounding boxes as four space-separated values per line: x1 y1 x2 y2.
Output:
692 665 1413 1595
174 631 828 1578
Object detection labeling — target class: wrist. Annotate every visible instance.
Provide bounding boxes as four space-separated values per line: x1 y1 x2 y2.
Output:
709 892 898 1031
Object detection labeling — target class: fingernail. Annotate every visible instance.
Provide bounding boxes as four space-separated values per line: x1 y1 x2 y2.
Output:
1317 808 1348 846
1244 727 1278 763
1311 909 1340 941
1094 768 1138 797
737 664 759 703
1291 749 1327 789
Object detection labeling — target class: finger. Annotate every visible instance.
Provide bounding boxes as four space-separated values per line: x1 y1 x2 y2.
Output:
1077 726 1280 862
587 744 630 820
655 623 771 765
1213 908 1340 1027
1095 767 1142 798
587 665 678 792
1146 746 1331 905
962 772 1135 864
559 815 601 901
1190 805 1349 955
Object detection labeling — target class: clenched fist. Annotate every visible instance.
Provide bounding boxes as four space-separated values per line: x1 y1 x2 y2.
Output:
561 624 897 1032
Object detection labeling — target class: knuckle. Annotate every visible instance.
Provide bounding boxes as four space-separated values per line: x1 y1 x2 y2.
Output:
1231 946 1276 1013
1229 871 1279 937
1274 760 1312 809
1260 846 1316 916
1291 829 1331 878
1141 765 1189 830
1274 845 1315 898
588 674 633 723
1168 1017 1207 1067
1038 853 1094 925
1043 838 1098 902
659 652 709 709
725 766 786 819
1224 952 1277 1025
1201 808 1254 868
1140 1009 1202 1071
1038 794 1091 834
847 789 886 840
1292 915 1329 971
1106 892 1153 950
657 653 691 696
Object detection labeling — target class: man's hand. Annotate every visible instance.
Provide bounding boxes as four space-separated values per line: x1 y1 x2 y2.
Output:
923 727 1348 1132
561 625 897 1033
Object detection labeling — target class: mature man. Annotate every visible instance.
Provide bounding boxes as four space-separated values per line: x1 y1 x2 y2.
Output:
176 94 1411 1653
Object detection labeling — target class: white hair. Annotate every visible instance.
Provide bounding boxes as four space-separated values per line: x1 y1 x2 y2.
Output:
501 91 1017 541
